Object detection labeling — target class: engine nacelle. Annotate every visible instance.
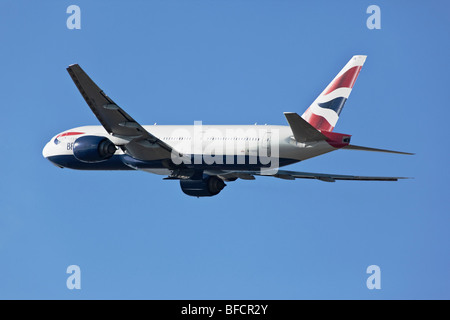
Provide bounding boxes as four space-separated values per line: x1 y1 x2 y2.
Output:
180 175 226 197
73 135 116 163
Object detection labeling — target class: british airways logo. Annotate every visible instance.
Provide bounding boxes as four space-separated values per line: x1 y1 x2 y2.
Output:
54 132 84 145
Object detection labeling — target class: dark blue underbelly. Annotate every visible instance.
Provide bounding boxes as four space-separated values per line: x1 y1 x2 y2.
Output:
46 154 299 171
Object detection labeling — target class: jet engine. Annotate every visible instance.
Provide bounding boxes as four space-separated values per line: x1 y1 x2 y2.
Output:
180 175 226 197
73 135 116 163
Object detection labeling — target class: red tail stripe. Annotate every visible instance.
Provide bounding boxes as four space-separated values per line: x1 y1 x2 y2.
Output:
305 113 334 132
324 66 362 95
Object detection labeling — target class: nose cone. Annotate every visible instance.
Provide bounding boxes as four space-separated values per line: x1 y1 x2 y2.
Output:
42 141 51 158
43 140 64 168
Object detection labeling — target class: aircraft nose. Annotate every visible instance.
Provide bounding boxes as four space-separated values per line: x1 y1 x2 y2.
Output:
42 141 52 158
43 140 65 168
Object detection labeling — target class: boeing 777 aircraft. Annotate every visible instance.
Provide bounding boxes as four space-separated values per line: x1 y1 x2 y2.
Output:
42 56 412 197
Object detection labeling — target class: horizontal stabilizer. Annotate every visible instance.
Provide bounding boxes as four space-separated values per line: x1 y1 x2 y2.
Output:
284 112 327 143
343 144 414 155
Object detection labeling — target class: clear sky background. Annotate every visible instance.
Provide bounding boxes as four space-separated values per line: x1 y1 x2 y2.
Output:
0 0 448 299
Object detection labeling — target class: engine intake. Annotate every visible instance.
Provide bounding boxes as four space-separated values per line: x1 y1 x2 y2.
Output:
180 175 226 197
73 135 116 163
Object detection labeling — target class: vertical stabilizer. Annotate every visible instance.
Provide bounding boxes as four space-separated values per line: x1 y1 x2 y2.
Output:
302 55 367 132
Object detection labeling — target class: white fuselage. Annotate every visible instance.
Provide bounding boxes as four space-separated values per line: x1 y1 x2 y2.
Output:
42 124 337 174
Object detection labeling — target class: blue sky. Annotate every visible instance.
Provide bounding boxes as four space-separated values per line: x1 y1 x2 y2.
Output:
0 0 449 299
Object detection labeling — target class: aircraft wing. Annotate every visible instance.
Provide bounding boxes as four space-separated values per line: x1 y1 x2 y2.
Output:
221 169 409 182
67 64 176 161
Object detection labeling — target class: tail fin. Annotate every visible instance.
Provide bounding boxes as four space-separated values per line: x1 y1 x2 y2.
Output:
302 55 367 132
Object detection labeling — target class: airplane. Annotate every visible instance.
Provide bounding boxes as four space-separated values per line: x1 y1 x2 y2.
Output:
42 55 413 197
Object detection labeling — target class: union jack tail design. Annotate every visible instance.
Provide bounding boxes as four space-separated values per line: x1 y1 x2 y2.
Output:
302 55 367 132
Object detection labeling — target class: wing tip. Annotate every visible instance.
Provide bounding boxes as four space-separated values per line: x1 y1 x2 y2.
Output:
66 64 81 72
